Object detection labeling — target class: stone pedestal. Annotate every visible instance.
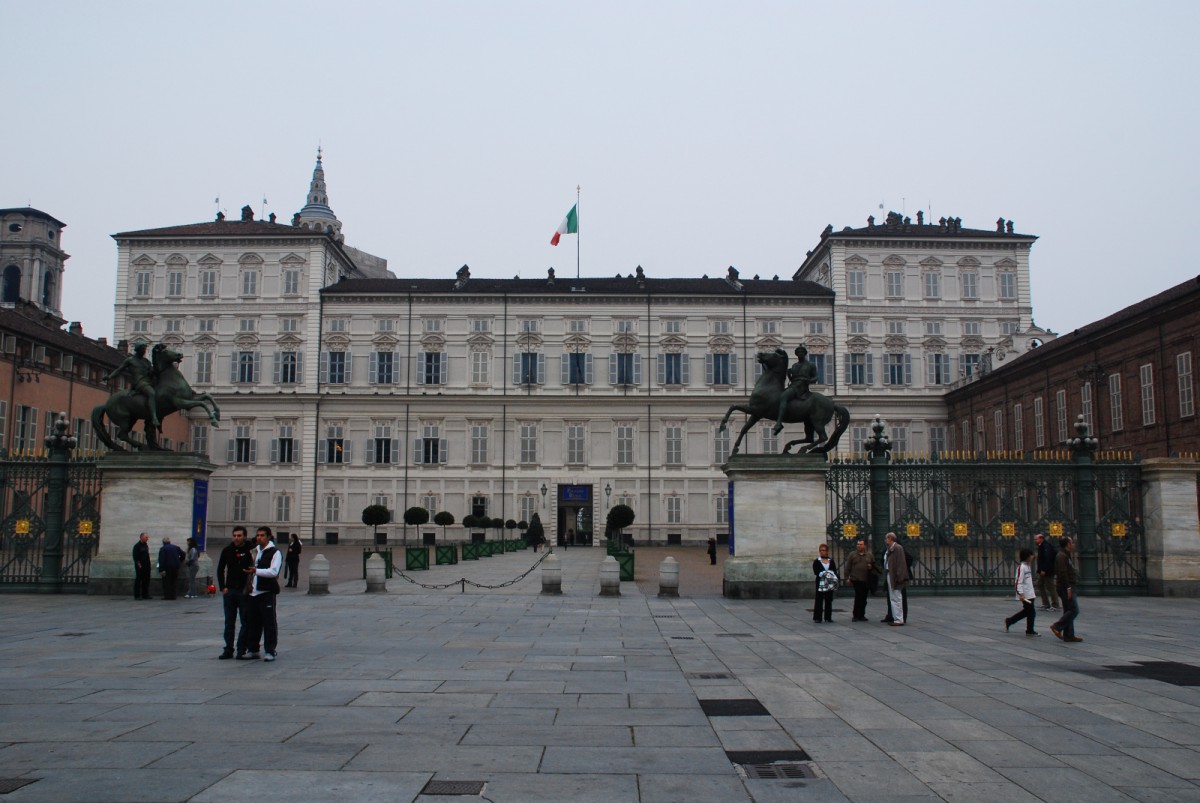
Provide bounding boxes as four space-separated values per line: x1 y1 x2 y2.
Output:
723 453 828 599
88 452 216 596
1142 458 1200 597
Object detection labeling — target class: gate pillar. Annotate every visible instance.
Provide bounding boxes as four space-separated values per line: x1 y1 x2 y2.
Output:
1142 458 1200 597
88 452 216 596
722 453 828 599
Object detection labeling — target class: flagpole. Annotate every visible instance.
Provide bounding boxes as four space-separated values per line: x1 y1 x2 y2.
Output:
575 185 581 280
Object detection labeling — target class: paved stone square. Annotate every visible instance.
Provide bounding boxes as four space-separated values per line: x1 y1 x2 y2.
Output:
1 545 1198 801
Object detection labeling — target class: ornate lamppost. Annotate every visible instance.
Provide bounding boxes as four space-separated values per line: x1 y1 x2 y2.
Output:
41 413 77 590
865 415 892 552
1067 414 1099 592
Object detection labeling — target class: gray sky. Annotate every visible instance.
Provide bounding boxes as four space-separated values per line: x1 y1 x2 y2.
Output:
7 1 1198 342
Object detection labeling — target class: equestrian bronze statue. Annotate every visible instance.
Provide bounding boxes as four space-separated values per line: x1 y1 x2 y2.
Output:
92 343 220 451
718 348 850 456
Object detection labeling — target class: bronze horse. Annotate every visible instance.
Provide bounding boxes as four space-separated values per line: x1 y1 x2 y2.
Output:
719 348 850 456
91 344 220 451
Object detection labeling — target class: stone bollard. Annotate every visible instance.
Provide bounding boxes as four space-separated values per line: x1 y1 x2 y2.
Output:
599 555 621 597
364 554 387 593
541 553 562 594
658 556 680 598
307 554 330 595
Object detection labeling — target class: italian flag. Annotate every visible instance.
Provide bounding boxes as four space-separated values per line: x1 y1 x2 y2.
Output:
550 204 578 246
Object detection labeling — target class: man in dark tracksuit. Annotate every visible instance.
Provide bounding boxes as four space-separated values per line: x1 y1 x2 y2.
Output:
243 526 283 662
216 526 255 659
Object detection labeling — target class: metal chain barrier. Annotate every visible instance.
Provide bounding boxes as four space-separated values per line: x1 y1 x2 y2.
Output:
389 549 553 592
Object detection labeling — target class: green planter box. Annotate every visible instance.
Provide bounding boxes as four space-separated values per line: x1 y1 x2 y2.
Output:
518 538 528 550
614 551 635 581
405 546 429 571
606 539 627 557
505 539 519 552
435 544 458 565
362 548 394 579
461 543 480 561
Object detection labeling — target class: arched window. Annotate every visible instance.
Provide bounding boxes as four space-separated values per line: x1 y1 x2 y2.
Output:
42 271 55 307
2 265 21 303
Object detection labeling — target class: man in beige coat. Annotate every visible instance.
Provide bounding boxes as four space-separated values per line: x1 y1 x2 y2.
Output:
884 532 910 626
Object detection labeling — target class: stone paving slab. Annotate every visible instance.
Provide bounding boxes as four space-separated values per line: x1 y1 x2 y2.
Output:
1 545 1199 801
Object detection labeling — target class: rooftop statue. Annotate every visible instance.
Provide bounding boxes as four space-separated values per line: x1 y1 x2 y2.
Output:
718 347 849 457
92 343 220 452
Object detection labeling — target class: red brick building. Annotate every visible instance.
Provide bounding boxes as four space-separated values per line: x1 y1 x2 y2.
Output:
946 275 1200 457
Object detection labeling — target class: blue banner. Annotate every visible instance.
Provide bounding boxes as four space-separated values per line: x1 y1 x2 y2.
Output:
193 479 209 551
560 485 591 502
727 480 734 555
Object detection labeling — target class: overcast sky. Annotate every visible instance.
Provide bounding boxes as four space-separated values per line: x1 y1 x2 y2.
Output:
7 1 1198 342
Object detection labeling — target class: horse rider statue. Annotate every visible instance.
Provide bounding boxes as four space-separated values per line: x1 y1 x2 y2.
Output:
773 344 818 435
102 341 160 428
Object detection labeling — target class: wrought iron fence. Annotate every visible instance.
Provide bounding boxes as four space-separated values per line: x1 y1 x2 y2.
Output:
826 451 1146 593
0 456 101 587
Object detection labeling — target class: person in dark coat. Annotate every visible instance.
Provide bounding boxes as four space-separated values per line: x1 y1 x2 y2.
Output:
157 537 185 600
842 539 876 621
284 533 303 588
216 526 255 659
883 532 910 626
132 532 152 600
1034 533 1061 611
707 537 718 565
1050 537 1082 643
812 543 838 623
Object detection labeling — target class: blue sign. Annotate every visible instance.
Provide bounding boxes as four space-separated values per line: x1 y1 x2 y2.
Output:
727 480 734 555
193 479 209 551
560 485 591 502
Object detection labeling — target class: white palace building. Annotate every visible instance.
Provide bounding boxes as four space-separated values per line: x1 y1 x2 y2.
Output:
112 155 1047 546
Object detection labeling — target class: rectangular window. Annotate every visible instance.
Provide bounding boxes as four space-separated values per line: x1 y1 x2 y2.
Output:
1034 397 1045 448
420 352 447 385
664 424 683 465
613 353 640 385
711 320 732 335
1013 405 1024 452
1081 382 1093 431
962 321 981 336
707 353 736 385
195 351 213 385
1109 373 1124 432
616 424 635 465
471 351 490 385
324 351 348 384
164 318 182 333
130 319 149 334
925 320 942 336
324 495 340 522
371 423 394 465
567 318 588 333
520 495 537 524
847 353 872 385
198 318 215 333
885 353 911 386
887 320 905 336
848 319 866 335
1002 320 1020 335
191 423 208 455
274 424 296 464
375 318 394 333
515 352 543 385
471 496 488 519
960 421 970 454
891 426 908 453
660 353 687 385
567 424 586 465
615 319 636 333
961 353 981 377
423 318 443 334
239 318 256 333
13 405 37 453
809 354 827 385
759 319 779 335
760 424 779 454
961 271 978 299
564 352 591 385
422 494 438 514
276 495 291 522
230 424 256 463
847 270 865 298
715 494 728 524
519 422 538 464
520 319 539 334
714 425 730 464
241 270 258 296
923 271 940 299
323 424 347 464
999 272 1016 300
927 353 951 386
885 271 903 298
234 351 259 384
1178 352 1194 417
327 319 347 333
167 271 183 297
975 415 985 452
1056 389 1068 443
929 425 947 455
808 321 825 335
283 269 300 295
471 318 491 334
371 351 395 385
275 351 299 384
666 496 682 524
418 422 445 465
135 271 152 297
993 410 1004 451
662 319 682 334
1140 363 1155 425
231 493 248 522
470 424 489 464
199 270 217 297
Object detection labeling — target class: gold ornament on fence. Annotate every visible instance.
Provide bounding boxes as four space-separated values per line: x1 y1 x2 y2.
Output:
1001 522 1016 538
1048 522 1063 537
953 522 968 538
841 522 858 539
906 522 921 538
1111 522 1127 538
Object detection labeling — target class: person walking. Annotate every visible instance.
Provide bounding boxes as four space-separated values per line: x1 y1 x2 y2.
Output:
707 537 718 565
184 537 201 598
157 537 185 600
812 543 838 623
1034 533 1060 611
132 532 152 600
217 527 255 659
243 526 282 662
1005 548 1039 636
842 539 876 621
883 532 909 626
1050 537 1082 643
284 533 303 588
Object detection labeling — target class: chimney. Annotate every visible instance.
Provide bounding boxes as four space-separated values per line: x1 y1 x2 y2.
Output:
68 321 83 335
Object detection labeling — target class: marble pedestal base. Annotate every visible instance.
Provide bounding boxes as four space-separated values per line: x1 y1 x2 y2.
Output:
722 453 829 599
88 452 216 596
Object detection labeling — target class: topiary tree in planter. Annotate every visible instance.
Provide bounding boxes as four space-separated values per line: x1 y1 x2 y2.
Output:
362 504 391 545
606 504 636 545
489 517 504 540
433 511 455 543
403 506 430 546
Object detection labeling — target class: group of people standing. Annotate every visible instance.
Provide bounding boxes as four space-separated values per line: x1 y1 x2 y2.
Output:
214 525 288 662
130 533 202 600
814 531 1082 641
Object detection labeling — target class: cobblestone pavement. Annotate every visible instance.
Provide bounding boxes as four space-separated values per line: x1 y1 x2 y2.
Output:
1 544 1198 802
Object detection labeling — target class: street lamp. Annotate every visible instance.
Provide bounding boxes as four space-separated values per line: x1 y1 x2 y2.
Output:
540 483 548 509
605 483 612 508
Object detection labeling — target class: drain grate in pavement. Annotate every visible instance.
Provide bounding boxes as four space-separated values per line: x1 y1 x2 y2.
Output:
58 632 91 638
1100 661 1200 687
0 779 37 794
686 672 732 679
421 780 486 796
700 699 770 716
653 615 677 619
670 636 695 640
714 633 752 637
740 762 817 779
